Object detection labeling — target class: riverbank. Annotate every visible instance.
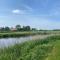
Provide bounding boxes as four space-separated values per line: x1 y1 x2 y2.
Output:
0 30 60 38
0 31 50 38
0 35 60 60
0 31 37 38
0 34 54 48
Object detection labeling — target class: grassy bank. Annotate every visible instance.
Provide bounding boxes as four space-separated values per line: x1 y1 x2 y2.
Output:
0 31 37 38
0 30 60 38
0 31 50 38
46 38 60 60
0 35 60 60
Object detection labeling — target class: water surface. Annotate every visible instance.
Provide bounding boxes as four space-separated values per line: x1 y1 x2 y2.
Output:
0 35 52 48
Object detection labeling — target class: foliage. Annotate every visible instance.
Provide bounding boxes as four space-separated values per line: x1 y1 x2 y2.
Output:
23 26 31 31
4 27 10 31
15 25 21 31
0 25 31 32
0 35 59 60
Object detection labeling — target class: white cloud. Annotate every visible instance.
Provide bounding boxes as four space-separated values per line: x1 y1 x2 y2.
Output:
12 9 25 14
12 5 33 15
12 9 20 14
12 9 33 15
24 5 33 11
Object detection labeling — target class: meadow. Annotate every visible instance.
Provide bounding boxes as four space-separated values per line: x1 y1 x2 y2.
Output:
0 35 60 60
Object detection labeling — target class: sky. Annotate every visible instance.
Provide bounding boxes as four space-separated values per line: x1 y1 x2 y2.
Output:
0 0 60 29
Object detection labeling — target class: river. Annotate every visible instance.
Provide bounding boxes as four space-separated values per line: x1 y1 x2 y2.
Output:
0 34 53 48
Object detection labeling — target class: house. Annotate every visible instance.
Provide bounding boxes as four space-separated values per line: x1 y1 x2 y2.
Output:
10 27 17 31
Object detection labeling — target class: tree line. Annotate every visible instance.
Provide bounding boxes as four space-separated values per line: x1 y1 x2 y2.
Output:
0 25 37 32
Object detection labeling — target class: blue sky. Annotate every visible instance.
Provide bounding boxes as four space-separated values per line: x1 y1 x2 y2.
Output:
0 0 60 29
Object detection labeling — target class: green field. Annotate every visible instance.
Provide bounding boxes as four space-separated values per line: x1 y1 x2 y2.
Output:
0 35 60 60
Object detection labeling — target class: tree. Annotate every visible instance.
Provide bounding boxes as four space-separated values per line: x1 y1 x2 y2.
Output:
16 25 21 31
32 28 36 31
4 27 10 31
0 27 5 31
23 26 31 31
26 26 31 31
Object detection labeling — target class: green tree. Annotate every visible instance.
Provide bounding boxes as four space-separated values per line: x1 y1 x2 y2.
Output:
4 27 10 31
32 28 36 31
0 27 5 31
23 26 31 31
16 25 21 31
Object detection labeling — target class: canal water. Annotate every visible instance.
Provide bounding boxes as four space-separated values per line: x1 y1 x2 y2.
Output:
0 36 33 48
0 35 52 48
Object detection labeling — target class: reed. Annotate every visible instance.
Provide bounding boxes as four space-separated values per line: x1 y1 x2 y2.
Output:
0 35 59 60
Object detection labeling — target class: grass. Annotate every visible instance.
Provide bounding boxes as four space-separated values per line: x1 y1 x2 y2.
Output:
0 30 60 38
46 39 60 60
0 35 60 60
0 31 38 38
0 37 60 60
0 31 50 38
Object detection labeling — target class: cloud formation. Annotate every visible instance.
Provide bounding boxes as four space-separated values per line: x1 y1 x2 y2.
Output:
12 9 22 14
12 9 26 14
24 5 33 11
12 4 33 15
12 9 20 14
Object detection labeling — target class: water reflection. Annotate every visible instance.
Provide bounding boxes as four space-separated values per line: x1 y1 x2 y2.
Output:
0 36 32 48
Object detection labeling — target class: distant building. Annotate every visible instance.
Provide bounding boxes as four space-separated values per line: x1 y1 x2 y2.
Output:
10 27 17 31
